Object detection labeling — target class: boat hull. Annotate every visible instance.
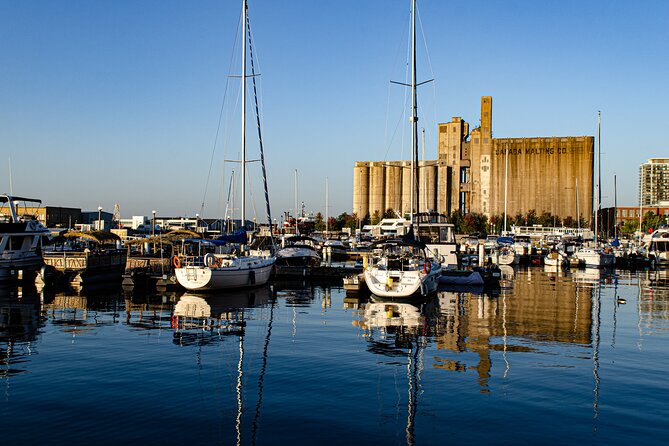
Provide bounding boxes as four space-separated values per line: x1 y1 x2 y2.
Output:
364 263 441 298
175 256 275 291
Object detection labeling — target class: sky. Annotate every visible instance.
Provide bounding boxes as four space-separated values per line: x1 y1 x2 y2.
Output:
1 0 667 221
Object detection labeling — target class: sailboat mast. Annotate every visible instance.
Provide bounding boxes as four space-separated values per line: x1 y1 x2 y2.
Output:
325 177 329 235
576 177 580 230
594 111 600 244
410 0 418 226
241 0 248 228
614 174 618 240
503 143 509 233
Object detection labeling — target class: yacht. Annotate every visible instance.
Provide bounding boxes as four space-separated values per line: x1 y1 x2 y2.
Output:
645 227 669 268
414 212 458 268
0 194 50 280
276 235 321 267
574 247 615 268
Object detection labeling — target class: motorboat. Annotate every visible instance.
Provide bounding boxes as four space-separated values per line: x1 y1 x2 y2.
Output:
544 249 568 267
574 247 615 268
645 227 669 268
491 237 520 265
414 212 458 268
276 235 321 267
439 265 501 287
0 194 50 280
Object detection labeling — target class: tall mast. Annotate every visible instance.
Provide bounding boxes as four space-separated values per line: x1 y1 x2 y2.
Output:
294 169 298 234
241 0 248 228
503 143 509 233
594 111 600 244
325 177 329 234
614 174 618 240
409 0 418 225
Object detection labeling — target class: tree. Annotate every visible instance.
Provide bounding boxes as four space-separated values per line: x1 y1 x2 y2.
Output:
314 212 325 231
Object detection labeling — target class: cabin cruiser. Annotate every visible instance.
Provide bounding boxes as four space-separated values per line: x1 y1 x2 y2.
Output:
0 194 50 280
414 212 458 268
491 236 520 265
645 227 669 268
574 247 615 268
276 235 322 267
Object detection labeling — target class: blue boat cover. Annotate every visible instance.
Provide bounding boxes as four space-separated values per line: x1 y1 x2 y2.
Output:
496 236 514 245
216 228 248 244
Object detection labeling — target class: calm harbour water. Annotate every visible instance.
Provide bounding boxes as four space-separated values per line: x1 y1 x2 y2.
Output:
1 268 668 445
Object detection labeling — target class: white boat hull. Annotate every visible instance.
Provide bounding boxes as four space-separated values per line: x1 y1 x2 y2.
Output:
364 262 441 298
575 249 615 268
175 256 275 291
492 249 519 266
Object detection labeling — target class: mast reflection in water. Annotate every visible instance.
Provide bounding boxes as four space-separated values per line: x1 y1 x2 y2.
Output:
0 269 668 444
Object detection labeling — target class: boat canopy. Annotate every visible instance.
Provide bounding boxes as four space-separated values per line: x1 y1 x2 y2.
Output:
216 228 247 244
496 236 514 245
0 194 42 204
54 230 121 244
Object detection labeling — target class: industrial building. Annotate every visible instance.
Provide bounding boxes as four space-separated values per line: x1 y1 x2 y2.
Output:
353 96 594 222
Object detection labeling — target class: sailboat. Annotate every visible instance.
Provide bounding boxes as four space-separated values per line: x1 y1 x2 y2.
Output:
574 112 615 268
175 0 276 291
363 0 442 299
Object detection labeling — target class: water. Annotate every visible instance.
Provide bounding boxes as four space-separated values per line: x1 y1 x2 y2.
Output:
1 268 668 445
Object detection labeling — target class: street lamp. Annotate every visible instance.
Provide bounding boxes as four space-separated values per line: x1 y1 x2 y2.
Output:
97 206 102 230
152 210 156 237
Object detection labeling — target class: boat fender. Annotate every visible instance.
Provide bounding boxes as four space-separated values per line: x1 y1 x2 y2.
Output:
172 256 181 268
424 261 431 274
248 269 256 285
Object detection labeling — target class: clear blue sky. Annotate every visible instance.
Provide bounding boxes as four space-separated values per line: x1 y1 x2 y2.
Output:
1 0 667 220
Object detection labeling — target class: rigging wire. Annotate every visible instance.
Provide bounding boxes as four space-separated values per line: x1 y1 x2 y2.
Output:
384 9 410 161
200 13 243 218
417 5 438 155
246 8 275 241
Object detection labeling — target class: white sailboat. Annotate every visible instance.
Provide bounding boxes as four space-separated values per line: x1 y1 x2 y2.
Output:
575 112 614 269
175 0 275 291
363 0 442 299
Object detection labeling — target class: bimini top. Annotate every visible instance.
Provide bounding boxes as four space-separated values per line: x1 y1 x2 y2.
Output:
0 194 42 204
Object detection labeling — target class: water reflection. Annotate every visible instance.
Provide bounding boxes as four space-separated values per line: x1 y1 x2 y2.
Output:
172 286 272 346
171 286 276 446
0 285 41 378
361 296 433 446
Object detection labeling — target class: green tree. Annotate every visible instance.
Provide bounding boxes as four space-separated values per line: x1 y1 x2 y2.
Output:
371 210 382 225
314 212 325 231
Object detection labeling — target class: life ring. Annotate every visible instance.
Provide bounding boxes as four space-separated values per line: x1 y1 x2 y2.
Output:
172 256 181 268
204 253 219 268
